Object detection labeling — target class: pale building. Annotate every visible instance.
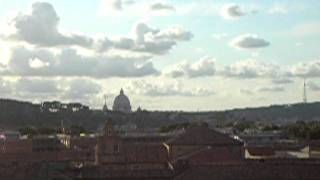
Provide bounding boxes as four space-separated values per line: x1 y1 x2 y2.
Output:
112 89 131 113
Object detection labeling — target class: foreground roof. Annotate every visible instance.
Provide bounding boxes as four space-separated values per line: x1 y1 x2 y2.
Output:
166 127 243 146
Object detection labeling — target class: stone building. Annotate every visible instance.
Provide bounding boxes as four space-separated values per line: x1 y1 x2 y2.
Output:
112 89 132 113
164 126 244 165
95 119 168 170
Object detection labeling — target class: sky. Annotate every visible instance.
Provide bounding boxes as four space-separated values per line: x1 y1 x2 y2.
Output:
0 0 319 111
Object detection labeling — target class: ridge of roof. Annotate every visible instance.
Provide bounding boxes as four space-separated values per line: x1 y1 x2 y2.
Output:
166 127 243 146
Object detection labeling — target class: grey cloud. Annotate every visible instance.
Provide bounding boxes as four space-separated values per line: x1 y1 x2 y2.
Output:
110 0 123 10
220 4 246 20
230 34 270 49
0 78 13 94
101 0 134 11
164 56 215 78
257 86 285 92
239 88 254 96
63 79 101 99
15 78 59 94
240 86 285 95
308 81 320 91
8 2 93 47
0 77 103 104
290 60 320 78
163 58 320 80
150 3 175 11
126 80 214 97
272 78 294 84
2 47 159 78
221 60 280 79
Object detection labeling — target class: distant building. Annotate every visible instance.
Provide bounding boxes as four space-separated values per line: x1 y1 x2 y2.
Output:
32 135 68 153
102 95 108 114
0 131 20 140
112 89 131 113
164 127 244 165
40 101 89 113
95 119 168 170
136 106 142 112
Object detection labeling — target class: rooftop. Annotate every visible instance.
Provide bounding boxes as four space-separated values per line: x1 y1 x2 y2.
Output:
166 127 243 146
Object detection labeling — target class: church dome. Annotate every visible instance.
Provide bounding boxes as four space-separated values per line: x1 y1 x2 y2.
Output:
112 89 131 113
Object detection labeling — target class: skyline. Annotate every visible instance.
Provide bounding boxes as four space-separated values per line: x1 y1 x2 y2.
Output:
0 0 320 111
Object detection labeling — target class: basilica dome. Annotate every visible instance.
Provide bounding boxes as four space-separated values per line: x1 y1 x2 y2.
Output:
112 89 131 113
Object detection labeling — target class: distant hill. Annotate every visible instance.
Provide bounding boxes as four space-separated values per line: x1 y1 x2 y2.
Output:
0 98 319 130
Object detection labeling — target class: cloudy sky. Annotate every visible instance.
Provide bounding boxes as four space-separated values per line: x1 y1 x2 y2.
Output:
0 0 319 111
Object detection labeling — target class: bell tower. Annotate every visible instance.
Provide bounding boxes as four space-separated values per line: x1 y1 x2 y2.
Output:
104 119 115 136
95 119 123 165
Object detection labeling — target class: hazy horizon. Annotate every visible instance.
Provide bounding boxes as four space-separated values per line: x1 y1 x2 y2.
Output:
0 0 319 111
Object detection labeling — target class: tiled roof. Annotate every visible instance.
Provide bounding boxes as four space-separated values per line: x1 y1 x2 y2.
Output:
246 146 275 156
176 146 242 164
121 135 171 143
174 161 320 180
70 137 97 150
79 166 174 179
166 127 243 146
123 143 168 163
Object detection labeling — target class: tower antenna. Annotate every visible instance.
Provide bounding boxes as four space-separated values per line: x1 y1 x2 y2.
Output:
303 79 307 104
104 94 107 105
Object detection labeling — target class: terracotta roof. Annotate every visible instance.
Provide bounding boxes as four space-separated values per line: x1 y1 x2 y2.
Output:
176 146 242 164
123 143 168 163
166 127 243 146
174 162 320 180
70 137 97 150
79 166 174 179
121 135 171 143
246 146 275 156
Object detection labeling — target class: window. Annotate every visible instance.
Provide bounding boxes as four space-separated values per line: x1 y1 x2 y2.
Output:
114 143 119 153
108 129 112 136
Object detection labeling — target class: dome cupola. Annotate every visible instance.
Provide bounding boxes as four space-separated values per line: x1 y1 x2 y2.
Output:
112 88 131 113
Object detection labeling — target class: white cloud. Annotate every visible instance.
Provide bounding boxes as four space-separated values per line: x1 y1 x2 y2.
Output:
290 60 320 78
96 22 193 55
1 46 159 78
230 34 270 49
29 57 50 69
0 77 104 105
7 2 93 47
268 3 288 14
164 56 215 78
221 59 281 79
126 80 214 97
131 23 193 54
3 2 192 57
164 57 320 80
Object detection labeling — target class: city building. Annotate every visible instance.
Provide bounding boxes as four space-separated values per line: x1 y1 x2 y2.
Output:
95 119 168 170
